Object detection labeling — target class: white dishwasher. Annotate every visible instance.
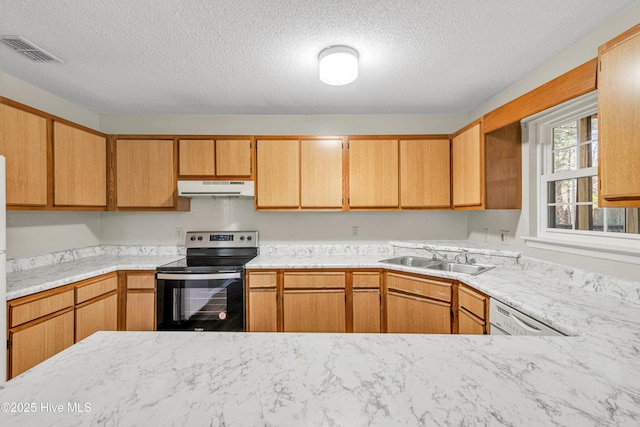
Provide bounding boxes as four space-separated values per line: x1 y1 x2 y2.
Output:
489 299 565 336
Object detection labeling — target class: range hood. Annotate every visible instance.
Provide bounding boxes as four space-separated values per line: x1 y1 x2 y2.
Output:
178 180 254 198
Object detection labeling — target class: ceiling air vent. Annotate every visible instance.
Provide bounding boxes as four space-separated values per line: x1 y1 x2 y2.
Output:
1 36 62 63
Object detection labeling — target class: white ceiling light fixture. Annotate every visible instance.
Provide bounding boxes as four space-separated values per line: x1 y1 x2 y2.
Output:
318 45 359 86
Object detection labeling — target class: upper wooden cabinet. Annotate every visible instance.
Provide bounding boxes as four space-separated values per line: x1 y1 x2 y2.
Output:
178 138 252 178
256 137 343 210
301 139 343 208
0 102 48 207
452 122 483 209
400 138 451 208
115 138 183 209
256 138 299 208
452 120 521 210
349 138 398 208
53 121 107 208
598 23 640 207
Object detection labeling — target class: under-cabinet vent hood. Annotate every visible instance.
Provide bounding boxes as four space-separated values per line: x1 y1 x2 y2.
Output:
178 180 254 198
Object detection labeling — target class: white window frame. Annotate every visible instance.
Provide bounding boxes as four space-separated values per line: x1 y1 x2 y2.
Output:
522 92 640 263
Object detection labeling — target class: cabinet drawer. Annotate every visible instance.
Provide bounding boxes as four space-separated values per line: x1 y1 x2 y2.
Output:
458 285 487 320
458 308 486 335
352 272 380 289
386 273 451 302
248 271 278 289
76 274 118 304
283 272 345 289
126 273 155 289
10 289 75 328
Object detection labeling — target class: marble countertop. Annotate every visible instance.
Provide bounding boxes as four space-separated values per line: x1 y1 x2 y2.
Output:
1 241 639 425
6 254 182 300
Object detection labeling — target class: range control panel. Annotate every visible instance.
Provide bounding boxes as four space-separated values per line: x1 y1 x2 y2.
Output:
185 231 259 248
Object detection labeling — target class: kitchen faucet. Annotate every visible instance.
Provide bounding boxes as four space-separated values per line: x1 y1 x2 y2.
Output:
456 249 475 265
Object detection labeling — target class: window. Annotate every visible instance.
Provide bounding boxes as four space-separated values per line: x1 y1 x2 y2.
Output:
524 92 640 261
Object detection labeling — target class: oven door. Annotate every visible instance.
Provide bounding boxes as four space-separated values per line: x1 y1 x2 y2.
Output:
156 272 245 331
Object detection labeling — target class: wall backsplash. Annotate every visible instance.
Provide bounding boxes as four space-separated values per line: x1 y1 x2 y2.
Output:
99 198 469 245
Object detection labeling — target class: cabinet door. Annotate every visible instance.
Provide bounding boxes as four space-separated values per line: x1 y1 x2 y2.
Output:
179 139 215 177
0 103 48 206
452 123 483 208
126 292 156 331
598 27 640 207
249 289 277 332
10 310 74 378
216 139 252 177
116 139 175 208
75 294 118 342
353 289 381 333
283 290 346 332
256 139 299 208
349 139 398 208
387 291 451 334
458 308 486 335
400 139 450 208
301 139 343 208
53 121 107 207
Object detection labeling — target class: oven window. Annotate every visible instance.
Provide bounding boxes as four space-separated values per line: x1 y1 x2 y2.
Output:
182 284 228 321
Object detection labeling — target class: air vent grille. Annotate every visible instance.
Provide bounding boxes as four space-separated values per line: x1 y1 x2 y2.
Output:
1 36 62 63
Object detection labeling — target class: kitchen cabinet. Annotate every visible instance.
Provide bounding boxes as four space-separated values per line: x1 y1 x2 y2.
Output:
348 138 398 208
256 137 343 210
53 121 107 208
452 120 521 210
352 272 381 333
74 273 118 341
255 138 299 208
178 138 252 178
385 272 452 334
7 288 75 378
301 139 343 208
123 271 156 331
452 121 483 209
283 272 346 332
0 101 48 207
400 138 451 208
597 23 640 207
115 138 188 210
456 283 489 335
246 271 278 332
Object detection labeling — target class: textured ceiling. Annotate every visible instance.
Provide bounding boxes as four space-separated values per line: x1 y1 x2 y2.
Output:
0 0 636 115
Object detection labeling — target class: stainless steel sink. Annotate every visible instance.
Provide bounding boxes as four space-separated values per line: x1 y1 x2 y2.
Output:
378 256 440 268
379 256 494 275
425 262 494 276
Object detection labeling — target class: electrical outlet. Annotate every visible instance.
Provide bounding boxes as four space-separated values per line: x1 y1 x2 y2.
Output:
175 227 184 240
500 230 511 245
352 226 359 237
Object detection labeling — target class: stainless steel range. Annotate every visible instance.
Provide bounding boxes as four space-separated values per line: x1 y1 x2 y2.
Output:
156 231 258 332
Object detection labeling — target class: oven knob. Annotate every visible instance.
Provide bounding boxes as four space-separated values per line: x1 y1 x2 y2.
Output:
240 236 245 241
197 236 203 241
190 236 196 241
247 236 252 241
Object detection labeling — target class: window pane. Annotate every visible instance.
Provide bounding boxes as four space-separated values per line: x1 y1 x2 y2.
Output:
553 147 577 172
549 205 574 229
553 122 577 150
576 177 596 203
607 208 625 233
549 179 574 204
593 207 604 231
626 208 640 234
578 142 596 168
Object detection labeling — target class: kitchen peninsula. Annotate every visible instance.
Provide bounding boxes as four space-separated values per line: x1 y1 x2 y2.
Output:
1 241 640 426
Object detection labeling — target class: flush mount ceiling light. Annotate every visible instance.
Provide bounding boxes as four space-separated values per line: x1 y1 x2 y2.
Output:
318 46 358 86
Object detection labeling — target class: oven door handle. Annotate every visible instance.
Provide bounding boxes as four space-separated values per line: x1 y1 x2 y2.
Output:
157 273 242 280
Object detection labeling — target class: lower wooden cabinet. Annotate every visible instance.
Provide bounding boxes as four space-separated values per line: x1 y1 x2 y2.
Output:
385 272 452 334
284 290 346 332
123 271 156 331
456 284 489 334
352 289 381 333
75 294 118 342
247 271 278 332
9 310 75 379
